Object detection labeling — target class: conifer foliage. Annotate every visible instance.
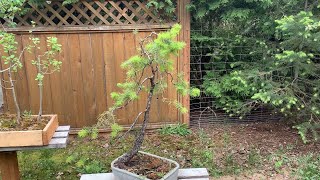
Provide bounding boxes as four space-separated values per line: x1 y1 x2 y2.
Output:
97 24 200 163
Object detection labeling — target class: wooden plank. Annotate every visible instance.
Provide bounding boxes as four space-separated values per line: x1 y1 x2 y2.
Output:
91 33 107 121
112 33 127 125
122 32 137 124
79 33 96 126
0 151 20 180
102 32 115 123
52 131 68 138
134 32 150 124
0 137 67 151
56 126 71 132
177 0 191 126
15 35 30 111
37 34 54 114
5 24 174 34
48 137 67 148
0 130 43 147
21 35 40 115
47 34 64 124
68 34 86 127
42 115 59 145
56 34 75 126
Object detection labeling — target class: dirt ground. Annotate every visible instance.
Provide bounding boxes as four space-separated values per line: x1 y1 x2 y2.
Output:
196 122 320 180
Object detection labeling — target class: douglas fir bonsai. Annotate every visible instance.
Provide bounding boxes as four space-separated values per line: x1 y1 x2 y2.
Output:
96 24 199 178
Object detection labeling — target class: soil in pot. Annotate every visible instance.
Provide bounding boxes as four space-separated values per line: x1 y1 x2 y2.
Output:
115 153 176 180
0 114 51 131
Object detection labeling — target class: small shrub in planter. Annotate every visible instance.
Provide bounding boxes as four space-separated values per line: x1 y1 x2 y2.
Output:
95 24 200 180
0 2 62 147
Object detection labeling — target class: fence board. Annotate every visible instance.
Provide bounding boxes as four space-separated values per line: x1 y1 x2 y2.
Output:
91 34 108 118
21 35 40 113
68 34 87 127
38 35 54 114
79 34 97 125
123 32 138 123
15 35 31 111
55 34 75 126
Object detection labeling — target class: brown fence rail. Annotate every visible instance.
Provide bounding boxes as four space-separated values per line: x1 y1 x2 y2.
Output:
0 0 190 128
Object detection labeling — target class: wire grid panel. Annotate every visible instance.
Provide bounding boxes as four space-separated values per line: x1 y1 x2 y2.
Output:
189 23 280 127
0 0 173 27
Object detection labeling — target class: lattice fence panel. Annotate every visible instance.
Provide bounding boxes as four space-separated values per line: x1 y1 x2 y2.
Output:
0 0 174 28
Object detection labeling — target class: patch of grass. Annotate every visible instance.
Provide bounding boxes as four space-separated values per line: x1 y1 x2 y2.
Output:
19 137 130 180
158 123 191 136
269 146 290 173
248 149 262 167
222 132 231 146
223 153 241 175
295 154 320 180
13 127 319 180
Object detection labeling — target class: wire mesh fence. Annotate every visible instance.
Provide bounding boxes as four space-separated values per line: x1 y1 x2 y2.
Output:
189 22 281 128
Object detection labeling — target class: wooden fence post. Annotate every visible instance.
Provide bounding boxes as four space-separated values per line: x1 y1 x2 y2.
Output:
177 0 191 126
0 151 20 180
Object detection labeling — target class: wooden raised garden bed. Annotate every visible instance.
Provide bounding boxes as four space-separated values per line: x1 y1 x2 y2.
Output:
0 115 59 147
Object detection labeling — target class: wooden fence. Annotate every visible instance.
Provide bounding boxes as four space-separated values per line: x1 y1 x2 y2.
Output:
0 0 190 128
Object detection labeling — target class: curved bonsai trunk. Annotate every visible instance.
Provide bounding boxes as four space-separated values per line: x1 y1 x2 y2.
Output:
117 76 155 164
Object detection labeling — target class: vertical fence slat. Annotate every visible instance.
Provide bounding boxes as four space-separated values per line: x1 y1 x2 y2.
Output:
112 32 127 125
91 33 107 118
56 34 76 126
103 33 116 119
68 34 86 127
79 34 97 125
38 34 54 114
21 35 40 114
15 35 30 112
123 32 138 123
178 0 191 126
49 34 66 125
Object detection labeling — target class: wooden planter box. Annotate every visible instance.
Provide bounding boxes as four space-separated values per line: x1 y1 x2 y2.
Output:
0 115 59 147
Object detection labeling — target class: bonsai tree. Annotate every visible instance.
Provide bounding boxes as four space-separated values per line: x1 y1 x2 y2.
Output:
0 0 26 124
0 1 62 124
30 36 62 121
96 24 200 163
0 31 24 124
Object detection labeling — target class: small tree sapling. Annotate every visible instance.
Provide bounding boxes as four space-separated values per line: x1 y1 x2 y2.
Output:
0 1 62 125
30 37 62 122
0 0 27 124
97 24 200 164
0 32 24 124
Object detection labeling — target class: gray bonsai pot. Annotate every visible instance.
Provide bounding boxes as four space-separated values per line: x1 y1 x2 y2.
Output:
111 151 180 180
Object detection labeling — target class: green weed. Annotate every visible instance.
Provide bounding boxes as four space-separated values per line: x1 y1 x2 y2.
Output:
159 123 191 136
295 154 320 180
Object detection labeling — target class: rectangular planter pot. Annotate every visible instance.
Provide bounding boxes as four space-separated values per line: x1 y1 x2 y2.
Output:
0 114 59 147
111 151 180 180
